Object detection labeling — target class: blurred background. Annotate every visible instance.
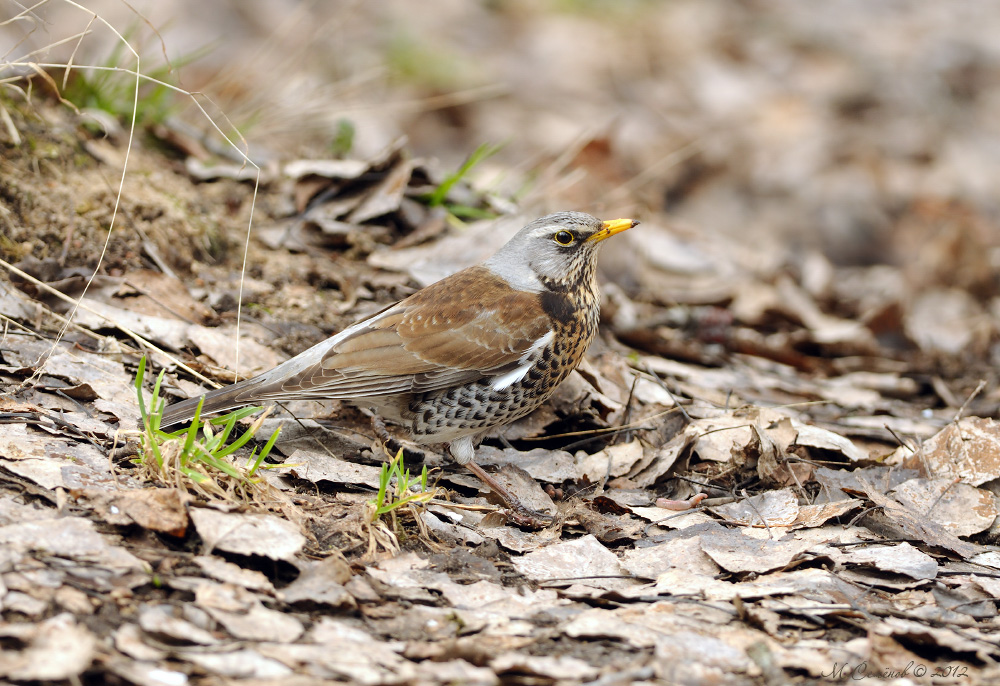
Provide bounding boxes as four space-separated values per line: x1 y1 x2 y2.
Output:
4 0 1000 376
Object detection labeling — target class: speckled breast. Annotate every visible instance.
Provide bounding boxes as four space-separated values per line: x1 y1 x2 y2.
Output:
408 288 600 444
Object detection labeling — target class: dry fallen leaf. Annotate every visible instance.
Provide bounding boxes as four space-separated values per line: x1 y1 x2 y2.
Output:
281 555 357 610
286 448 383 488
189 508 306 561
0 516 146 574
836 541 938 580
699 527 815 574
895 417 1000 486
73 488 189 537
512 534 635 591
0 614 97 681
710 488 799 528
856 489 980 559
891 477 999 537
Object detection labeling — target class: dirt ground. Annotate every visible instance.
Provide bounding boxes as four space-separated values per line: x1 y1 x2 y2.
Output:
2 2 1000 685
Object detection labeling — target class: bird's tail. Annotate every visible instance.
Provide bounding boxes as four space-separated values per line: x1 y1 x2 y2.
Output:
160 376 268 428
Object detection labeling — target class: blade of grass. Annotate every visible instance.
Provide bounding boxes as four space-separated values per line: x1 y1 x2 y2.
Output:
248 427 281 477
209 406 263 424
149 368 166 432
181 396 205 465
135 356 148 418
423 142 503 207
214 422 262 459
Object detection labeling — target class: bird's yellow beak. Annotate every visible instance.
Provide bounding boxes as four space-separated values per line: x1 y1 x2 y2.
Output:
588 218 639 243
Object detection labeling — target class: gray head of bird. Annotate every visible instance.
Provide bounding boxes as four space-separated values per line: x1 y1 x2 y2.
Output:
484 211 638 292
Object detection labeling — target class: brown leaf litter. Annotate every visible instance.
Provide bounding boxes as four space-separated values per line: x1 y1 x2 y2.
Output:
4 3 1000 683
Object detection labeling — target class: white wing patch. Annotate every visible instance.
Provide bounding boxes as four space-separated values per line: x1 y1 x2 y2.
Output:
490 331 554 391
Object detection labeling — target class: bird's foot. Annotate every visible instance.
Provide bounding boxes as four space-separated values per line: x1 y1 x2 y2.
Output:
498 507 555 530
464 460 556 529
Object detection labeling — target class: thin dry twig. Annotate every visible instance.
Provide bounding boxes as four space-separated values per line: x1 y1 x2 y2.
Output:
4 0 262 389
0 256 213 385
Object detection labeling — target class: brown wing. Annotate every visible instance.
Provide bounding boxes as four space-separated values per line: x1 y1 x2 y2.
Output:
161 266 552 425
245 266 552 401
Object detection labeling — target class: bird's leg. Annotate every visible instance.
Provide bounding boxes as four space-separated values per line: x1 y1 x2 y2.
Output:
450 436 555 526
370 414 403 460
463 460 555 526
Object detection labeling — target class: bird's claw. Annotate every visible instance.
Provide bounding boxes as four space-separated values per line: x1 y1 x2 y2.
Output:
500 506 556 530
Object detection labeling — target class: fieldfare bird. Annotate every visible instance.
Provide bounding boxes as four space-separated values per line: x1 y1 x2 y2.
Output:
161 211 638 519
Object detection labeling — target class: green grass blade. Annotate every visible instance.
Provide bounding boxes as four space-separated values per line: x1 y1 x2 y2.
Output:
214 423 258 458
374 463 390 513
424 142 503 207
180 397 205 466
444 204 497 220
135 356 148 419
248 427 281 476
214 413 238 446
149 369 166 432
190 443 242 479
179 465 208 484
209 406 263 424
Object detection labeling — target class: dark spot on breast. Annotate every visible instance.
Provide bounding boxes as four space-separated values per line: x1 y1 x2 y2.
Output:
541 290 574 324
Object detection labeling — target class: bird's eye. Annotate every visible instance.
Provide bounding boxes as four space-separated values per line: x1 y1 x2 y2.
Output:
553 230 575 246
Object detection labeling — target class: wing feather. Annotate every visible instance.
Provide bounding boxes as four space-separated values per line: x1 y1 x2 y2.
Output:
282 266 551 397
165 266 555 426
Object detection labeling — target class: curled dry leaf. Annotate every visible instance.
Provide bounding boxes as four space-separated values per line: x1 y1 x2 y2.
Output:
179 649 293 680
196 583 305 643
710 488 799 527
813 465 919 504
368 215 524 287
891 477 999 537
490 653 598 683
480 464 557 516
578 440 646 484
894 417 1000 486
194 555 275 593
621 534 721 579
792 499 861 528
420 509 487 547
0 516 146 574
477 446 578 483
185 325 287 377
904 288 987 355
112 623 166 662
856 489 980 559
281 555 357 610
654 633 755 683
838 541 938 580
138 604 221 646
875 617 998 663
0 424 130 492
699 527 814 574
